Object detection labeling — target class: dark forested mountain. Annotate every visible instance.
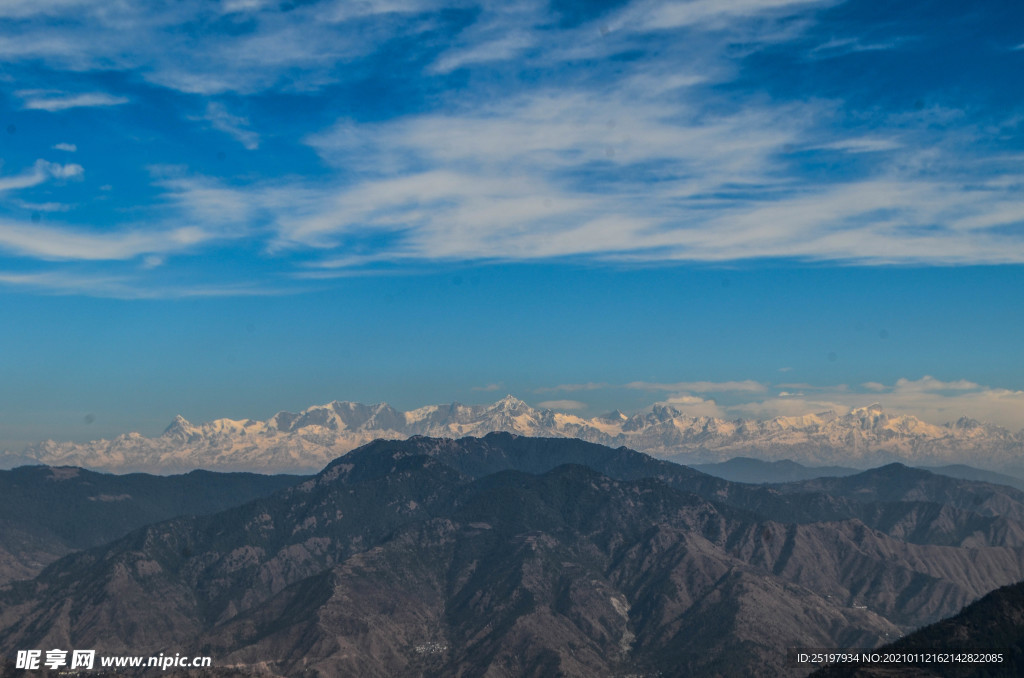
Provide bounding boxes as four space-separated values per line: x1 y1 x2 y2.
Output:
0 465 305 584
3 434 1024 677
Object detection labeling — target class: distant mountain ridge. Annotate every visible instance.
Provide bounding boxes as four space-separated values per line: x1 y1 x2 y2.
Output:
3 396 1022 474
0 466 304 585
693 457 862 484
694 457 1024 492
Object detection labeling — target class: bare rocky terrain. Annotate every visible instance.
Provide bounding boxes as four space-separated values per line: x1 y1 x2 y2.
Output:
812 579 1024 677
4 434 1024 677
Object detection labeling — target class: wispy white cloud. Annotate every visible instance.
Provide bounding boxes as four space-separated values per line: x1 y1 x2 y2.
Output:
0 160 83 192
0 220 209 260
0 270 131 296
291 86 804 260
431 31 537 73
429 0 544 73
888 376 981 392
0 268 296 299
810 137 903 153
52 142 77 152
0 0 97 19
652 177 1024 264
45 162 83 179
18 90 129 111
809 36 911 58
609 0 832 33
199 102 260 150
0 0 438 95
11 200 71 212
220 0 275 13
2 0 1023 282
153 174 265 228
655 394 728 418
288 70 1024 266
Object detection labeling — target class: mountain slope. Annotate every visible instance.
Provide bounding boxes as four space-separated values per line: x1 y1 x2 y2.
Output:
5 436 1024 677
812 579 1024 677
775 464 1024 524
0 466 304 585
390 434 1024 551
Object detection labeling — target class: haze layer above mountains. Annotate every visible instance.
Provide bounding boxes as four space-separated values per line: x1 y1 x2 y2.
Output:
4 396 1022 475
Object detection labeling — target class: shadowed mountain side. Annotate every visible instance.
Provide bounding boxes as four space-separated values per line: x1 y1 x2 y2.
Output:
360 435 1024 549
692 457 861 483
812 580 1024 677
0 466 306 584
5 437 1024 676
774 464 1024 523
206 475 900 678
919 466 1024 494
691 458 1024 494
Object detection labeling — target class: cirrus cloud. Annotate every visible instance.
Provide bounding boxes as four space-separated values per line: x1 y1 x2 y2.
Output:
17 90 129 111
0 160 83 192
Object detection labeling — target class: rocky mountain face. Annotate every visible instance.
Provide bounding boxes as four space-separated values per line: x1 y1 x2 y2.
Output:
812 580 1024 677
0 466 304 586
4 397 1022 474
5 434 1024 677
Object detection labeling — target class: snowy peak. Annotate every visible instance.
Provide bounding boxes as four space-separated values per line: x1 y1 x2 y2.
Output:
955 416 982 429
853 403 885 415
6 398 1024 474
264 401 401 434
164 414 192 432
162 415 199 442
492 394 530 413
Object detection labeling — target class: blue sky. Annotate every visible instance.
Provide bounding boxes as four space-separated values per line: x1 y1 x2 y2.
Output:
1 0 1023 446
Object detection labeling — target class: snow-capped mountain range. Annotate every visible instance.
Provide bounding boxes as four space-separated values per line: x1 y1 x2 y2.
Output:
3 395 1023 474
